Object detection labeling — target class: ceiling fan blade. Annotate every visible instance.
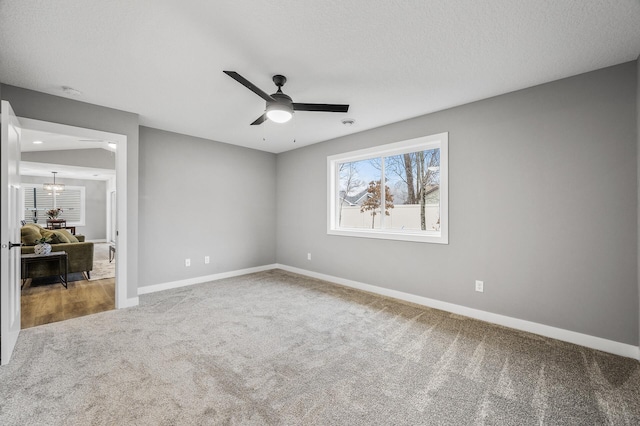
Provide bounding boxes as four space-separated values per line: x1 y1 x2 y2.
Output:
293 103 349 113
250 113 268 126
224 71 275 102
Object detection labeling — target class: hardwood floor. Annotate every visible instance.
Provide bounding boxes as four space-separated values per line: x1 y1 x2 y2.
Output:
21 277 115 329
20 278 116 329
21 242 116 328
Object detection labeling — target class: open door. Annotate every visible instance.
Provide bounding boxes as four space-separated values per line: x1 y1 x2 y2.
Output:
1 100 22 365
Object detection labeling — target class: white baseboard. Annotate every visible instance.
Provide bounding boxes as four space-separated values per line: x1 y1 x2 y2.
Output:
118 296 139 309
275 264 640 360
137 264 279 295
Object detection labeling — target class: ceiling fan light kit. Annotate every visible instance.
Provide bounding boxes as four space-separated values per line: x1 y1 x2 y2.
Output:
266 103 293 123
224 71 349 126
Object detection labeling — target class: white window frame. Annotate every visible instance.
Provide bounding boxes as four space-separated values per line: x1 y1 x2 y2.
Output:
22 184 86 227
327 132 448 244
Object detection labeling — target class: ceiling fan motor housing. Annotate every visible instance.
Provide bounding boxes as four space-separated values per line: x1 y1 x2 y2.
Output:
270 75 292 110
272 74 287 88
269 92 293 109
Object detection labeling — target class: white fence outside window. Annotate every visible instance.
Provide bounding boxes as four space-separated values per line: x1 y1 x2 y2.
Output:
339 204 440 230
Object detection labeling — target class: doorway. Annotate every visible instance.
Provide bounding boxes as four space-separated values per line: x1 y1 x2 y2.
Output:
17 118 128 326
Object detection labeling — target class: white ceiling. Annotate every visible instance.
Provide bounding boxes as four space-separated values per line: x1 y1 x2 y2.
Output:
1 1 639 154
21 161 115 182
20 127 117 152
19 127 117 181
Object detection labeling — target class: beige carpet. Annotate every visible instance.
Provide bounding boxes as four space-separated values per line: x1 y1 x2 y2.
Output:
1 269 638 425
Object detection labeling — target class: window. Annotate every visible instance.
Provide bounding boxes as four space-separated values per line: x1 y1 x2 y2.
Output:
22 184 86 226
328 132 448 244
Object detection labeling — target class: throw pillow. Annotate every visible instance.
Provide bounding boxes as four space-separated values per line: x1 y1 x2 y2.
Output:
42 229 66 244
56 228 79 243
20 225 42 246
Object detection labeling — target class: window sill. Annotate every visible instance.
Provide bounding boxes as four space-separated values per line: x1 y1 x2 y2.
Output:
328 228 448 244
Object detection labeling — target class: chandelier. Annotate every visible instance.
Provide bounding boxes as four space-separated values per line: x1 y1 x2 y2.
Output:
43 171 64 192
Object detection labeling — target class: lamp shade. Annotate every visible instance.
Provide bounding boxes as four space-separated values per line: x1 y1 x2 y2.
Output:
266 103 293 123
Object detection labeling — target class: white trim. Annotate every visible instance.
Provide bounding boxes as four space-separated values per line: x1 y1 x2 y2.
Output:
106 183 116 244
327 228 445 243
137 264 278 295
121 297 139 308
275 264 640 360
327 132 448 244
113 127 127 309
328 134 445 161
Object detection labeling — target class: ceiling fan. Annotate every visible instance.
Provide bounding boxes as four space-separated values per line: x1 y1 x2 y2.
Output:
223 71 349 125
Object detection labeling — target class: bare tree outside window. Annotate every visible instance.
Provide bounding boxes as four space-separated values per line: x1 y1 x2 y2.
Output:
338 162 363 226
381 153 417 204
378 149 440 230
416 149 440 230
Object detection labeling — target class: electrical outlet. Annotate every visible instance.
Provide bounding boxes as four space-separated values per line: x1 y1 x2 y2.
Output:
475 280 484 293
204 256 210 264
307 253 311 260
185 258 191 267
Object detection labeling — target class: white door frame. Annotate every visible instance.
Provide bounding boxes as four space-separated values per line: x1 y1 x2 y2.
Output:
18 118 129 309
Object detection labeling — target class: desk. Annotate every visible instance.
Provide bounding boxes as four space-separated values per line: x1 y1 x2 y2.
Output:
46 220 75 235
21 251 68 289
46 219 66 229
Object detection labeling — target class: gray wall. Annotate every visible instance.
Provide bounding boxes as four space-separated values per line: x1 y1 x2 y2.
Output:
276 62 639 345
637 54 640 348
20 175 108 240
3 63 638 346
1 85 140 300
138 126 277 288
22 148 115 170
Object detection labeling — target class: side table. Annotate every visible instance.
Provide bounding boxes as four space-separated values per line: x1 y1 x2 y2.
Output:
21 251 68 289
